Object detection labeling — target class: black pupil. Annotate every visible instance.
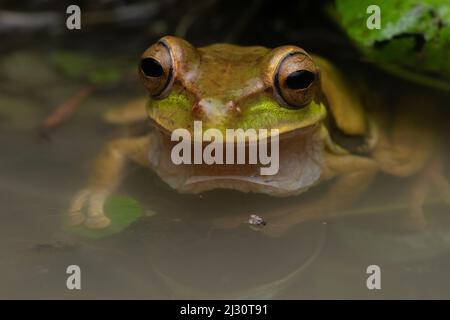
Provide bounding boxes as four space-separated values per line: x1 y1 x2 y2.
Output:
285 70 315 90
140 58 164 77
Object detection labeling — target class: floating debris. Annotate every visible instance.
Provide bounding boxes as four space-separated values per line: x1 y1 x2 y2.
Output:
248 214 266 228
144 209 157 217
31 240 77 253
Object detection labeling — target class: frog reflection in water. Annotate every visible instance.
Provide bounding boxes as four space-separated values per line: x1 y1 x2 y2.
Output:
67 36 450 236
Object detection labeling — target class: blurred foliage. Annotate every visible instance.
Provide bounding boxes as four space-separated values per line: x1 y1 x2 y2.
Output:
66 196 142 239
48 51 127 85
1 51 59 85
333 0 450 91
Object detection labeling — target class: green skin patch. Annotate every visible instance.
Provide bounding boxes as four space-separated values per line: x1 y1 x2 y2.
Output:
235 96 326 131
147 92 327 136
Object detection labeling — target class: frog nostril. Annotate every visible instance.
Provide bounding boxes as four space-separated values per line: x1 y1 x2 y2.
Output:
192 102 204 117
226 101 241 114
194 98 229 123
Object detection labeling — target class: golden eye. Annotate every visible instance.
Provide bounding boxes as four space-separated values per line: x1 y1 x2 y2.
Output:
139 41 174 98
273 51 318 109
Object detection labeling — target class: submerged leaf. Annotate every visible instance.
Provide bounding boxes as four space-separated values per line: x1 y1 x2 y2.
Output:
66 196 142 239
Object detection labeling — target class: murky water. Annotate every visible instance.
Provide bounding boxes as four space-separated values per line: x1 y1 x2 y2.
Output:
1 47 450 299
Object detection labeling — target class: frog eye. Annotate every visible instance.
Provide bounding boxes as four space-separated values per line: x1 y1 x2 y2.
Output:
139 41 174 98
273 52 318 109
140 58 164 78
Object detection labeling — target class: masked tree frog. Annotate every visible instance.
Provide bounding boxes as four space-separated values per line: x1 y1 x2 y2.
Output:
67 36 450 236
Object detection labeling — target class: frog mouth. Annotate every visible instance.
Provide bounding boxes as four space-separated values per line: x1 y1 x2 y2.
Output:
147 122 324 196
148 117 318 143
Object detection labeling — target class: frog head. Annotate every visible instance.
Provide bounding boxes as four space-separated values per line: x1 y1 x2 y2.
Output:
139 36 327 139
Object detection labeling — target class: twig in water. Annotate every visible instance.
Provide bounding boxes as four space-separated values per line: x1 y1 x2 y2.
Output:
38 85 96 141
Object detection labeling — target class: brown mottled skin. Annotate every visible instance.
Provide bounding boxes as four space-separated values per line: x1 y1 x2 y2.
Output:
68 36 449 236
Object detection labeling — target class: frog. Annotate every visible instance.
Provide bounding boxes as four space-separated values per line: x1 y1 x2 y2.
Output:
67 36 450 236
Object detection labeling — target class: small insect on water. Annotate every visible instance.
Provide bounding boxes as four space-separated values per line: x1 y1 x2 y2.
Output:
248 214 267 230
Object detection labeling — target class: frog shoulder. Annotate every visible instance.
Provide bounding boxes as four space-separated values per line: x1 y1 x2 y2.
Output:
311 54 366 136
103 96 148 125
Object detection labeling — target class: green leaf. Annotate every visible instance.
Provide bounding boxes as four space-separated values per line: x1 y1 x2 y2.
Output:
65 196 142 239
333 0 450 90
